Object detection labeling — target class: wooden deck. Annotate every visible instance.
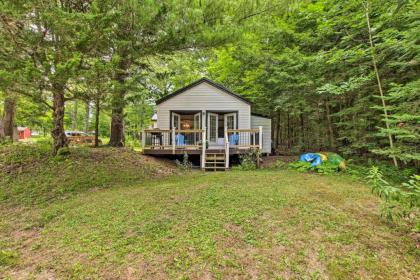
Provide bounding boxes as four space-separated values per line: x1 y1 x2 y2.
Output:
143 147 253 155
142 127 263 169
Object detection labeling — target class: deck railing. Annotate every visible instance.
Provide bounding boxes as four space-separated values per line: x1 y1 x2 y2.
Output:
225 128 262 148
143 128 204 150
143 126 263 169
143 127 263 150
173 129 204 148
143 129 171 149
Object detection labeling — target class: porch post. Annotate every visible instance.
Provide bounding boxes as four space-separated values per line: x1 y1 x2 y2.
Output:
172 127 176 154
201 128 206 170
258 126 263 150
225 128 229 169
225 143 230 169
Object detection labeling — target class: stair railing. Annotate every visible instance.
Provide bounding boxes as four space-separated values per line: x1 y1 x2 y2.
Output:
224 128 230 169
201 128 206 170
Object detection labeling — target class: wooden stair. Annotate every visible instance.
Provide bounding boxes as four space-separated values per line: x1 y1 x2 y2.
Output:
204 152 227 171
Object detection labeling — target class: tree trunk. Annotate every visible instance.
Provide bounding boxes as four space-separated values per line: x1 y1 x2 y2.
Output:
287 112 291 149
84 100 90 133
109 99 125 147
325 99 335 150
316 102 322 150
52 86 68 154
275 111 281 152
94 98 100 147
2 96 16 140
300 111 304 150
109 54 130 147
71 100 78 131
364 2 398 168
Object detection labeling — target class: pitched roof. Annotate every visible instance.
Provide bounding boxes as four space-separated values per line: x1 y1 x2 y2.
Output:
251 113 271 119
155 77 252 105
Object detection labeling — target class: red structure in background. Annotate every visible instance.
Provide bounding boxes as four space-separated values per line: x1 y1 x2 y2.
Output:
18 127 31 140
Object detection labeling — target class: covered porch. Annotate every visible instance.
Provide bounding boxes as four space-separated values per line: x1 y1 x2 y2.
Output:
142 111 262 169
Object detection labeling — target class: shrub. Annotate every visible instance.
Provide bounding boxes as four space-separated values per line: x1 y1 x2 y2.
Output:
288 161 312 172
125 136 141 149
288 153 344 175
233 148 261 171
367 166 419 231
346 161 417 184
56 147 71 157
175 152 192 171
275 159 287 169
0 136 13 146
315 161 340 175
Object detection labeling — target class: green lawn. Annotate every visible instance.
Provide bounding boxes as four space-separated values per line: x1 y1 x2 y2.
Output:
0 147 419 279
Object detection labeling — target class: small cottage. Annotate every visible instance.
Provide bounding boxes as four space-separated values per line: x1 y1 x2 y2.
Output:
142 78 272 169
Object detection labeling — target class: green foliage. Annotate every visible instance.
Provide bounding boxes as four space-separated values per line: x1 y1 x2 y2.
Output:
175 152 192 171
288 160 341 175
274 159 287 169
316 161 340 175
0 249 19 267
125 135 141 150
0 136 12 146
288 161 312 172
56 147 71 157
346 160 416 185
367 166 419 230
0 142 51 168
373 80 420 164
1 0 417 163
233 148 261 171
203 0 418 168
0 144 174 205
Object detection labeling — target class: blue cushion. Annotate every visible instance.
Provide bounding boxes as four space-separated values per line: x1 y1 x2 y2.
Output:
229 134 239 145
176 133 185 146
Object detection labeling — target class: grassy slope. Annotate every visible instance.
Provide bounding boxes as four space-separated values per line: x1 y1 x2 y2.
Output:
1 147 419 279
0 144 174 205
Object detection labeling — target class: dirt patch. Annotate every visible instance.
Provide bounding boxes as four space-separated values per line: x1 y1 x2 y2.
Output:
261 155 298 168
305 248 329 278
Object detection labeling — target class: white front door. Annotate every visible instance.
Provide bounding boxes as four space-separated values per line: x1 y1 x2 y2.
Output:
207 113 218 144
172 113 181 130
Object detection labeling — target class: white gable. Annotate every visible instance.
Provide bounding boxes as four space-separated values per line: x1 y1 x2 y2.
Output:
156 81 251 129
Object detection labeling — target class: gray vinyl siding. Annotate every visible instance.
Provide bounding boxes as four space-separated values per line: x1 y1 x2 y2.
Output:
251 115 272 154
156 82 251 129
